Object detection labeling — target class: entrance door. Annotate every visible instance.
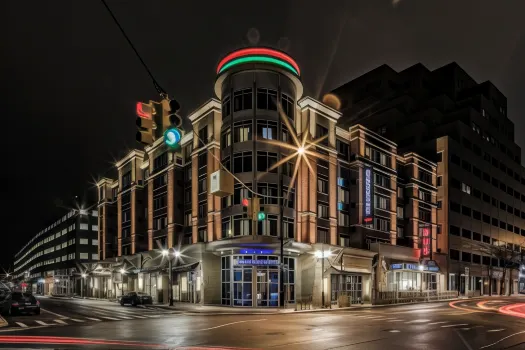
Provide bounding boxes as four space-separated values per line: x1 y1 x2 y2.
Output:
256 269 279 307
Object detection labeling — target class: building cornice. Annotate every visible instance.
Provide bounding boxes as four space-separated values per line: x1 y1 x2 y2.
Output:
115 150 145 169
188 99 221 124
298 97 342 122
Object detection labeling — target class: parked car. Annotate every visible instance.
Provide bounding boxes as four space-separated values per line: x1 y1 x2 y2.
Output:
0 291 40 316
119 291 153 306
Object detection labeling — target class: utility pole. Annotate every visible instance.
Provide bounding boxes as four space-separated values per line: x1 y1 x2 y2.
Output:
321 242 325 308
168 256 173 306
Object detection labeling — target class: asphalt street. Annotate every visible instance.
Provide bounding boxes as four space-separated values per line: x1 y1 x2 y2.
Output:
0 296 524 349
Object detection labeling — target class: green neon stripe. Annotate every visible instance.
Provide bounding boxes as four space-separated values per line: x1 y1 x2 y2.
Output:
218 56 299 76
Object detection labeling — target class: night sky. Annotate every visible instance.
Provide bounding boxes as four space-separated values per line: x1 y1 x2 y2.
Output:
3 0 525 269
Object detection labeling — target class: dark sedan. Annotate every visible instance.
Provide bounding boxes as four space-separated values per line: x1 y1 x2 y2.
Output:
119 292 152 306
1 291 40 316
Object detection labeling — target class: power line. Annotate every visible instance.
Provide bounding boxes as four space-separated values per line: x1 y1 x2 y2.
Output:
100 0 167 97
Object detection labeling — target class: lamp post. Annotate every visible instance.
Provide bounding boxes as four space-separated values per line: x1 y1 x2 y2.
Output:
162 249 180 306
315 245 330 308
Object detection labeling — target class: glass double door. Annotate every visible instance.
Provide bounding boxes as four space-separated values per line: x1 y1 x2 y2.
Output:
256 269 279 307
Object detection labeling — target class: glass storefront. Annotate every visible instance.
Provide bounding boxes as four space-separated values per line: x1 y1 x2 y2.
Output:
331 274 363 304
387 270 438 291
221 254 295 307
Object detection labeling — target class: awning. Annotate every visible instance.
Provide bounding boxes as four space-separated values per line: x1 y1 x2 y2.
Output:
171 262 200 273
327 266 372 275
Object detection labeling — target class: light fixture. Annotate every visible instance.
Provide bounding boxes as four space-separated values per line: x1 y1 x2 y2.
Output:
119 269 126 274
81 273 87 278
55 279 59 283
174 251 181 258
297 147 305 155
162 250 168 257
315 251 323 258
418 265 424 271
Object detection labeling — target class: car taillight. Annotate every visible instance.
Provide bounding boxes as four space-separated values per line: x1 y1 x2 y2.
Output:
36 300 40 306
12 302 19 307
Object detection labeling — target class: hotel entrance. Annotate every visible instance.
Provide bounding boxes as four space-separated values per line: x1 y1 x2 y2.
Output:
220 253 296 307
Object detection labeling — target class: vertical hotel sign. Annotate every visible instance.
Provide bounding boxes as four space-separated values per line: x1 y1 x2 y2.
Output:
363 166 373 224
420 225 431 259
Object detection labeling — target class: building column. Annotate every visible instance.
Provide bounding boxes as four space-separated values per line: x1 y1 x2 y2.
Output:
191 151 199 244
167 167 175 248
147 179 154 250
131 189 136 254
117 194 122 256
329 152 338 245
207 145 221 242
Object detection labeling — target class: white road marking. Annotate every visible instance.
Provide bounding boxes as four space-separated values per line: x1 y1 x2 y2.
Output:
85 317 102 321
406 319 430 324
389 330 401 333
15 322 28 328
388 319 404 322
480 330 525 349
428 321 448 325
92 310 114 316
70 319 85 323
441 324 469 328
487 329 505 332
40 308 67 319
101 316 121 321
129 315 147 319
35 320 54 326
145 315 161 318
197 319 267 331
115 315 133 319
54 319 68 325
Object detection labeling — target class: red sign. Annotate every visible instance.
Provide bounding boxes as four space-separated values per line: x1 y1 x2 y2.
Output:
421 227 431 258
21 283 27 288
136 102 153 119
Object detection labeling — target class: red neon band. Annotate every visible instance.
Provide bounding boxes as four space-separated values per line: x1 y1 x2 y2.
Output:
217 48 300 75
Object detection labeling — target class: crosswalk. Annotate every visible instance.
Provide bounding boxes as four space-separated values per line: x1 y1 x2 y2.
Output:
336 311 509 334
6 305 178 329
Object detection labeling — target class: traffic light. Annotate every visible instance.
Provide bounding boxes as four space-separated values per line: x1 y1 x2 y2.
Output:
257 211 266 221
161 98 182 129
136 102 155 145
242 198 251 219
164 127 182 150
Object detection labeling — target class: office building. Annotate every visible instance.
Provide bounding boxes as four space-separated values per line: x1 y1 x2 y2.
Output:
13 208 99 295
331 62 525 295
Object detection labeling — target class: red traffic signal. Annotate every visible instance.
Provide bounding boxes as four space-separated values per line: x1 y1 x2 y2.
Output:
242 198 249 207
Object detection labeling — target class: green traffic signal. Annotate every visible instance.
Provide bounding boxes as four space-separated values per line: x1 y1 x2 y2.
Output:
164 127 182 150
257 212 266 221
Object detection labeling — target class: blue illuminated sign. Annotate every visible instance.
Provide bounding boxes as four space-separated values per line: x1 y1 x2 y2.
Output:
337 202 343 211
363 166 374 223
239 249 274 255
391 263 403 270
236 259 280 266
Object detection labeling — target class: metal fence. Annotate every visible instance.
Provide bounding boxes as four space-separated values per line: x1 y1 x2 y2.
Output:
373 290 459 305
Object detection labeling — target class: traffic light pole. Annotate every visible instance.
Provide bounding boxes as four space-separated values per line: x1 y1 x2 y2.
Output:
279 176 285 308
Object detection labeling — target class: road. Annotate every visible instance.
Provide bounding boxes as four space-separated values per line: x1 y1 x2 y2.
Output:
0 296 524 349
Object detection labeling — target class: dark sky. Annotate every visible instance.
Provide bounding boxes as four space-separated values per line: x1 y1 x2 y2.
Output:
2 0 525 269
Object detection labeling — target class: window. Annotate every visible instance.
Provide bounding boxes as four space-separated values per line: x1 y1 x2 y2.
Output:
317 229 329 244
437 176 442 186
397 206 404 218
281 93 294 118
92 225 98 231
221 128 231 148
282 217 294 239
374 173 390 189
419 209 431 222
233 215 252 236
256 120 277 140
338 212 349 226
461 183 471 194
233 152 253 173
316 124 329 145
365 146 391 167
153 153 168 171
419 170 432 184
79 223 89 230
92 239 98 246
257 152 277 172
374 195 390 210
198 202 207 218
198 177 207 193
222 96 231 116
233 121 252 143
233 88 253 111
92 254 99 260
374 218 390 232
256 88 277 110
79 253 89 260
317 177 328 194
337 139 349 158
419 190 431 202
258 214 278 236
318 204 329 218
233 183 252 205
257 183 278 205
79 238 88 245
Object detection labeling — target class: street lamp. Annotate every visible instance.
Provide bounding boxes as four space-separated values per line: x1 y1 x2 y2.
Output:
163 248 180 306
